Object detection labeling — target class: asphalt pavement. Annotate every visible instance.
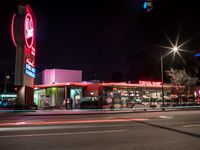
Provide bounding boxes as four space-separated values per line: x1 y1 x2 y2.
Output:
0 110 200 150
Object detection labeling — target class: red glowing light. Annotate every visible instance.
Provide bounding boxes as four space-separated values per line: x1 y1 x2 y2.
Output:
26 58 35 67
139 81 161 86
0 118 149 126
31 51 35 56
34 82 90 89
31 46 35 56
11 13 17 47
31 46 35 51
24 13 34 49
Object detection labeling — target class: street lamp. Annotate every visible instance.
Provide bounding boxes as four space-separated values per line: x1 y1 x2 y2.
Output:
161 50 164 108
160 38 190 108
159 30 192 109
173 46 178 52
161 47 178 108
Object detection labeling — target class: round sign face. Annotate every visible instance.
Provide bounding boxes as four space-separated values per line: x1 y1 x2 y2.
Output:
114 97 121 103
24 13 34 48
106 98 112 104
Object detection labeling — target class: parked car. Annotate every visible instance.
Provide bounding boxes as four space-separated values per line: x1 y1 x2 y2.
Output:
1 99 16 108
0 99 2 107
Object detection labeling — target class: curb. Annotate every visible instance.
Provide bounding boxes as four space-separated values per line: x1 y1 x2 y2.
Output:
0 110 36 113
1 107 200 116
22 108 190 116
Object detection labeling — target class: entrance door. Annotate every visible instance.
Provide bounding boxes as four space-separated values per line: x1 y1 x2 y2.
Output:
70 88 82 109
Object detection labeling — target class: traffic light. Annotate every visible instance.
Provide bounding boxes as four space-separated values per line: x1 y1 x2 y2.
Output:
143 0 153 12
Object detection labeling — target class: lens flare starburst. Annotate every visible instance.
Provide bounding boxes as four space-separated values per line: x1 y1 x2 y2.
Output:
159 31 192 63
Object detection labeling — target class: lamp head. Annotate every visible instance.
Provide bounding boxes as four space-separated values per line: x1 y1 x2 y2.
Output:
173 46 178 52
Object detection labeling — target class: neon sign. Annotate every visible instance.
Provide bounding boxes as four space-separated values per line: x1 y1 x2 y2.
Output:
24 13 34 49
139 81 161 86
0 94 17 98
24 13 35 78
25 64 35 73
31 46 35 56
25 64 35 78
25 69 35 78
26 58 35 68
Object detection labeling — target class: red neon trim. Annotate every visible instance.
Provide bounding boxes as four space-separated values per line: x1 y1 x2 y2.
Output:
34 82 90 89
11 13 17 47
31 46 35 52
34 82 177 89
101 82 174 88
26 58 35 67
31 51 35 56
24 13 34 49
31 46 35 56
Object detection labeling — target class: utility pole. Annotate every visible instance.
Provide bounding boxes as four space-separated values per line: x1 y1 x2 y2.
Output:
161 50 165 108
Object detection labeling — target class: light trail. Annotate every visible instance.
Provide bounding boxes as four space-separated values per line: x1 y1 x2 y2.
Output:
0 118 149 126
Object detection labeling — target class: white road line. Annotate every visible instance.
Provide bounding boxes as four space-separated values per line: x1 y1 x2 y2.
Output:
183 124 200 128
0 124 142 132
0 129 126 138
159 116 173 119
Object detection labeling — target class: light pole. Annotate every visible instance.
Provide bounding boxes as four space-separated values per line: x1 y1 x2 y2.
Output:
161 46 178 108
161 50 164 107
159 31 190 109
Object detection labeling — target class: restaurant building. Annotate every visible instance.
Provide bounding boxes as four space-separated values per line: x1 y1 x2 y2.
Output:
34 69 175 109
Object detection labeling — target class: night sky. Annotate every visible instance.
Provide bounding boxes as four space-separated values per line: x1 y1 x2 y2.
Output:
1 0 200 83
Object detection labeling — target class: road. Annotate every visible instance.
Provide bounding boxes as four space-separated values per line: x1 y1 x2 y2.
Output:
0 110 200 150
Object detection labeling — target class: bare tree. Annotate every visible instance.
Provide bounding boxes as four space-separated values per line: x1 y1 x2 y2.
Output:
167 68 198 102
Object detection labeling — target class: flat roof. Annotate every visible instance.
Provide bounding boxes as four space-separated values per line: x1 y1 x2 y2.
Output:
34 82 176 89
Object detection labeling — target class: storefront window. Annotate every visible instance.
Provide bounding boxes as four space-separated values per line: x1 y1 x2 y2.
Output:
34 89 45 108
81 96 98 109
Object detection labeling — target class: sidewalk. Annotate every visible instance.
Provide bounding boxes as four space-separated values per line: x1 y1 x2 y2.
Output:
22 107 185 116
0 106 200 116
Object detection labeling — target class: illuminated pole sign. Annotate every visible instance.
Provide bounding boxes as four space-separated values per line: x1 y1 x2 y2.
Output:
25 13 34 48
11 4 36 107
25 63 35 78
11 4 36 87
24 13 36 77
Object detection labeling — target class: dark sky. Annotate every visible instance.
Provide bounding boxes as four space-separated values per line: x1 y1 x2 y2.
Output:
1 0 200 82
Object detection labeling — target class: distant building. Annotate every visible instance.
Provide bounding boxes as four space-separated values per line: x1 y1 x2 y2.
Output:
35 69 82 85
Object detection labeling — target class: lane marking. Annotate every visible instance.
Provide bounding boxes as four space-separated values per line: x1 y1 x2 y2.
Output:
15 122 27 125
0 129 126 138
0 124 143 132
183 124 200 128
159 116 173 119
